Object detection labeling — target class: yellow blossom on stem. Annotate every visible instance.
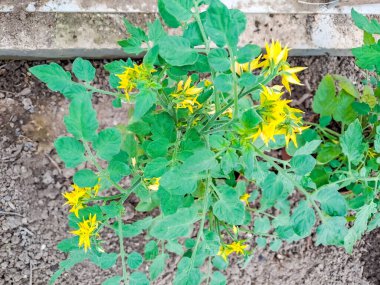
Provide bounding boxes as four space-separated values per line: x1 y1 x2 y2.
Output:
281 64 307 93
217 246 232 261
116 63 155 101
63 183 99 217
171 77 203 113
239 193 251 205
70 214 99 252
144 177 161 191
234 55 263 76
261 40 289 68
228 241 248 255
232 225 239 235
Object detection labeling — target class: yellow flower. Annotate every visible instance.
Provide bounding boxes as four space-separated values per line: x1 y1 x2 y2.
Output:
171 77 203 113
63 183 99 217
70 214 99 252
116 64 155 101
281 64 307 93
234 55 263 76
204 79 213 88
217 246 232 261
261 40 289 68
244 86 306 147
228 241 248 255
239 193 250 205
232 225 239 235
131 157 137 167
144 177 161 191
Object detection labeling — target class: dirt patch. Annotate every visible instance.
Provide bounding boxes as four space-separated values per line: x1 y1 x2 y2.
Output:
0 57 378 285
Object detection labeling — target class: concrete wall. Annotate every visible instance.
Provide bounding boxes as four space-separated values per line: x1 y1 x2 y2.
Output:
1 0 380 59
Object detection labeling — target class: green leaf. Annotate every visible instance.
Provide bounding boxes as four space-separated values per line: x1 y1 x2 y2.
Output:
54 136 86 168
143 45 159 67
269 239 282 252
29 63 72 93
352 42 380 73
93 128 122 161
351 9 380 35
314 185 347 216
375 126 380 153
166 240 184 255
214 74 233 92
72 58 96 82
61 84 89 101
123 19 148 42
204 0 239 48
115 217 153 238
150 254 168 280
101 201 124 218
260 173 284 207
293 140 321 156
108 161 130 183
159 0 192 24
316 217 348 246
64 96 98 141
333 90 357 124
89 252 118 270
146 138 170 158
181 149 218 173
352 102 371 115
316 142 341 164
144 157 168 178
158 36 199 66
290 155 316 176
174 257 201 285
148 19 166 44
253 217 271 234
312 75 338 116
237 44 261 63
344 202 376 253
340 119 365 165
183 22 203 47
291 200 316 237
101 276 122 285
57 237 79 253
211 271 227 285
49 250 87 284
150 206 200 239
333 75 359 98
130 272 149 285
368 212 380 232
134 89 157 120
241 108 262 129
157 188 183 215
127 252 143 269
213 186 245 225
73 169 98 187
208 48 230 72
160 168 198 195
144 240 159 260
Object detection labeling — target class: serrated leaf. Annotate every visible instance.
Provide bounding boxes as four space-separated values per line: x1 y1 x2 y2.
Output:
73 169 98 187
344 202 376 253
29 63 72 93
72 58 96 82
208 48 230 72
92 128 122 161
291 200 316 237
130 272 149 285
158 36 199 66
108 161 130 183
101 276 122 285
213 186 245 225
316 217 347 246
312 75 337 116
54 136 86 168
134 89 157 119
351 9 380 35
340 119 365 165
314 185 347 216
64 96 98 142
127 252 143 269
150 254 168 280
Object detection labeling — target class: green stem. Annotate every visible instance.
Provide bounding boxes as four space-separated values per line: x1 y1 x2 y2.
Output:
192 0 210 52
229 48 239 119
84 83 122 97
253 146 326 222
306 122 340 138
117 215 129 284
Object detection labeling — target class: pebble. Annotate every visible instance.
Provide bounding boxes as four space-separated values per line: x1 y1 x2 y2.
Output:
22 98 33 111
19 88 31 96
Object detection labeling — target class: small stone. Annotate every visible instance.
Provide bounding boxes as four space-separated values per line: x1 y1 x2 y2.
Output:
19 88 31 96
22 98 33 111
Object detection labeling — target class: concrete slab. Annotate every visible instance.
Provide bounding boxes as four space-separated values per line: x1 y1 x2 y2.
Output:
1 1 380 59
2 0 380 14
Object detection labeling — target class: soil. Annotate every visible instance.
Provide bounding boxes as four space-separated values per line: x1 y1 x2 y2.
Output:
0 57 379 285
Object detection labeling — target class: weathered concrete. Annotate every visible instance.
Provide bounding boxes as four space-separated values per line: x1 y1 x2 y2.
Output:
0 0 380 58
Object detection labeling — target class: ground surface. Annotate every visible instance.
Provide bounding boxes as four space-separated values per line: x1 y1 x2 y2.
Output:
1 57 379 285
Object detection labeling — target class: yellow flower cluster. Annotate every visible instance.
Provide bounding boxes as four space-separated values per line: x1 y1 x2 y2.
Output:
217 240 248 261
70 214 99 252
116 63 155 101
144 177 161 191
248 86 308 147
63 183 99 217
235 40 306 93
171 77 203 113
239 193 250 204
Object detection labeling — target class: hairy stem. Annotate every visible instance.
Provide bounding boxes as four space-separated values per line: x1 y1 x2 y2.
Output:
117 215 129 284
